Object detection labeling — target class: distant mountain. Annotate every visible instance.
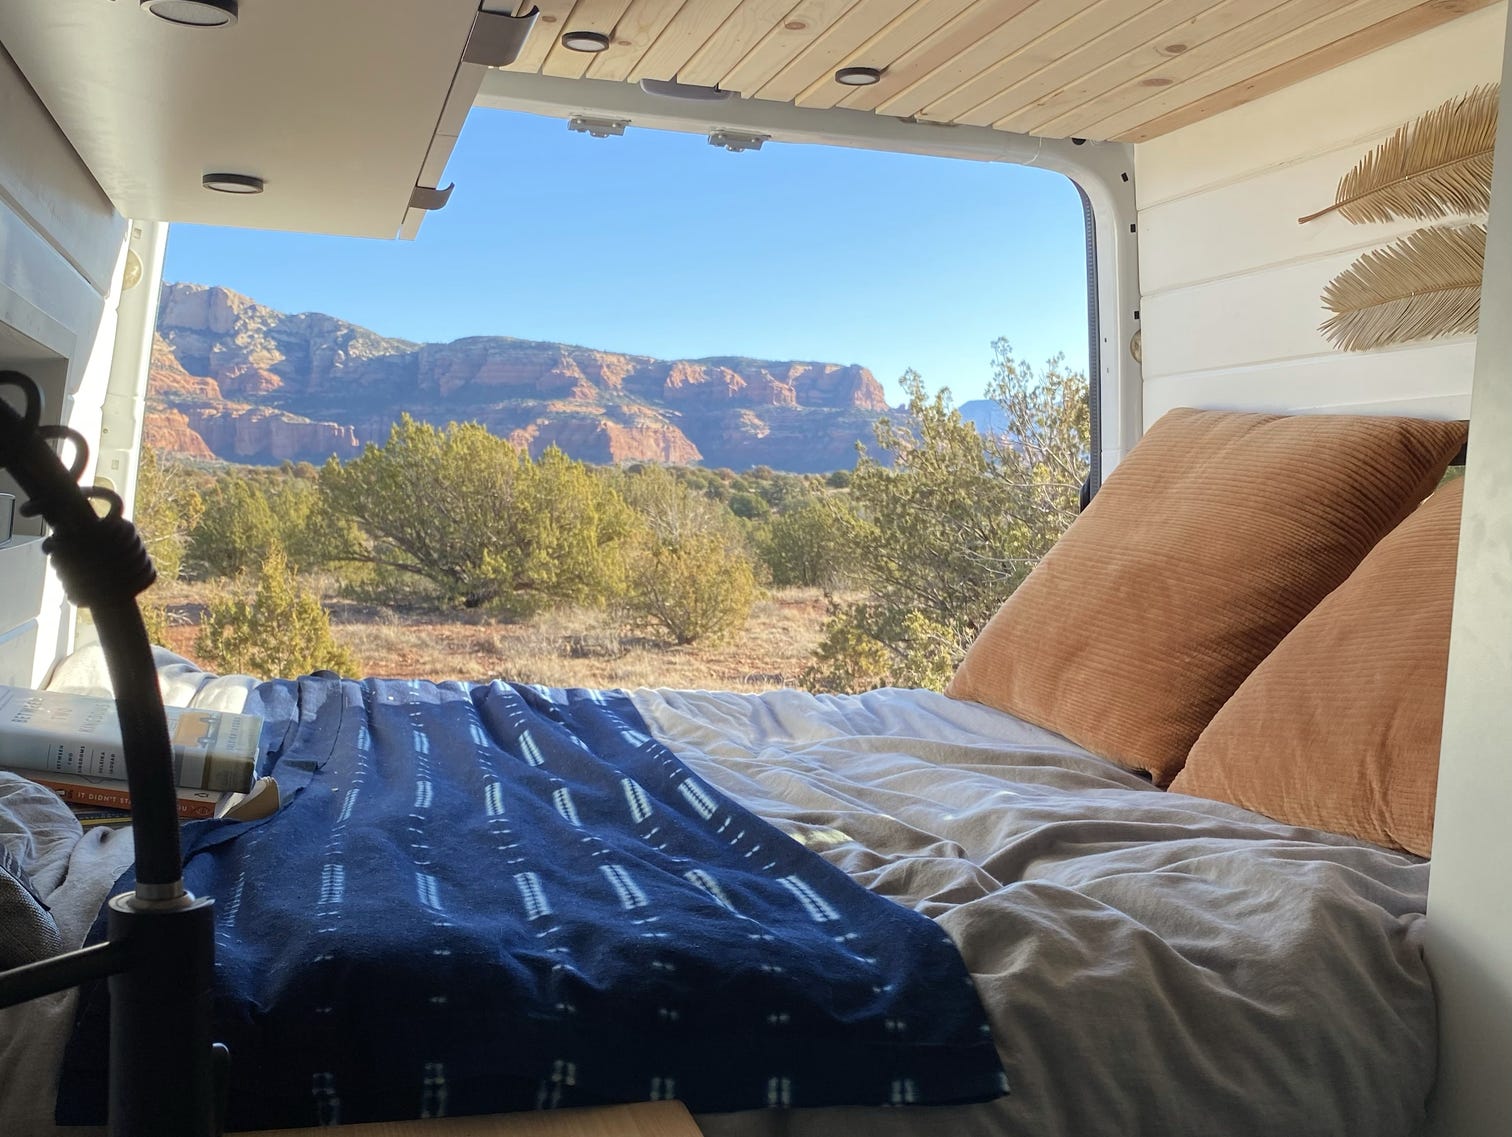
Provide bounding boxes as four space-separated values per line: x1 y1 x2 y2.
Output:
145 283 893 473
957 399 1008 435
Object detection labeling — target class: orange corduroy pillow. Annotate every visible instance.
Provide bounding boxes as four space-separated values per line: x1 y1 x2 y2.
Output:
945 408 1467 785
1169 477 1463 856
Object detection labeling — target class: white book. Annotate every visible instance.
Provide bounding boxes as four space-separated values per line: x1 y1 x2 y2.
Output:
0 685 261 793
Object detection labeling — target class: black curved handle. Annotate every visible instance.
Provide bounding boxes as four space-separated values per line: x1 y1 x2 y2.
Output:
0 370 183 893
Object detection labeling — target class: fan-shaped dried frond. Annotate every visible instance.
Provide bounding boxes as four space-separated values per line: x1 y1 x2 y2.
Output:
1299 85 1498 225
1321 224 1485 352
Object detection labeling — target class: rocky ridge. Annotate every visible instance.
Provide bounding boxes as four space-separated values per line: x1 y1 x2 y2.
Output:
147 283 892 472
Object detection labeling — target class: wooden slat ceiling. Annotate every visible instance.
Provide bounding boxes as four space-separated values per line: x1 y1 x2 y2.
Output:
502 0 1497 142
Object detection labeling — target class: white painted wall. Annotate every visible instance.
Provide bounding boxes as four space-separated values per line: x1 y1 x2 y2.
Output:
1422 12 1512 1135
1134 3 1506 425
0 43 131 685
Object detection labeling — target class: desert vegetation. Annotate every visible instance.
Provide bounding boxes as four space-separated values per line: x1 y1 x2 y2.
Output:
135 342 1088 692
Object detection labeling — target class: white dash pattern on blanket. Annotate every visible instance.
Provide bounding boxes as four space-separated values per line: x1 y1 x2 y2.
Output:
676 778 720 820
622 777 654 823
777 875 840 922
514 871 553 919
684 868 738 913
552 787 581 826
600 863 650 910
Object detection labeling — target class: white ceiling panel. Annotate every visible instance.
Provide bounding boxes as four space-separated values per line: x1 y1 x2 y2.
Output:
0 0 481 238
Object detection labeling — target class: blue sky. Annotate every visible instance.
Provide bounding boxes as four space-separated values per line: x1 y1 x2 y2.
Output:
163 106 1089 406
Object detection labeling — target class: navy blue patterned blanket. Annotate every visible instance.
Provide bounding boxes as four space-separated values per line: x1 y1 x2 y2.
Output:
60 676 1005 1128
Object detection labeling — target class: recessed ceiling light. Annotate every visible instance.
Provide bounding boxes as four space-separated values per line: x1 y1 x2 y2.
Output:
202 172 263 194
834 66 883 86
140 0 238 27
561 30 611 53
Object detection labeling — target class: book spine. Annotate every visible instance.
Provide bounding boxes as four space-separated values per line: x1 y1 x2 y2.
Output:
0 687 259 793
28 776 217 820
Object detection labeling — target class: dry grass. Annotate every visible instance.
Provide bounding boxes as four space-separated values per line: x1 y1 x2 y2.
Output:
150 578 836 692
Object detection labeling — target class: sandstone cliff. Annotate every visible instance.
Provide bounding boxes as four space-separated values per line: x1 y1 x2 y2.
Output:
148 282 891 471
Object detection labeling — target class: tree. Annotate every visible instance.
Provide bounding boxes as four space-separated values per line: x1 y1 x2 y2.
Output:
131 446 204 584
619 466 758 644
804 342 1089 692
131 447 205 643
319 416 633 612
756 496 854 590
188 472 283 580
727 491 770 520
194 546 357 679
626 532 757 646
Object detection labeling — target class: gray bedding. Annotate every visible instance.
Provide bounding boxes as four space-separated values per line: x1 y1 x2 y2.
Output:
632 687 1436 1137
0 669 1435 1137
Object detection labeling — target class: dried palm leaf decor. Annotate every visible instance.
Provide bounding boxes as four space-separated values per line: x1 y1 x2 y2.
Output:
1320 224 1486 352
1304 85 1497 352
1300 85 1498 225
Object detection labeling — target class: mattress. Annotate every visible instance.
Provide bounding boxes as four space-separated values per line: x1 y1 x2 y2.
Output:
0 653 1435 1137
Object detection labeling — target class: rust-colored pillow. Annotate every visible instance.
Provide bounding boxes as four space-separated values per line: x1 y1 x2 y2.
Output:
945 408 1467 785
1169 477 1463 855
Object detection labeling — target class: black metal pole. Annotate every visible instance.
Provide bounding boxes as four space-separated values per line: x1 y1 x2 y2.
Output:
0 941 128 1009
0 370 223 1137
107 893 219 1137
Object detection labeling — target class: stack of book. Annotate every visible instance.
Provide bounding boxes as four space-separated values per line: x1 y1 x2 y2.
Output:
0 684 274 825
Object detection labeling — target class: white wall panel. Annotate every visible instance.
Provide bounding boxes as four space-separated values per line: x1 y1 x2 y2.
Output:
1140 251 1424 377
1137 142 1464 296
1143 340 1477 422
0 44 122 293
1424 14 1512 1135
1135 3 1504 427
0 46 129 685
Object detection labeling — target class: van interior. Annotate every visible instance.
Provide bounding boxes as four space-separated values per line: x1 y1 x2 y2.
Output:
0 3 1509 1135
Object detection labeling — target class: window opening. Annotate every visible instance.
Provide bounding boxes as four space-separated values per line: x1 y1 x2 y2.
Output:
139 108 1096 695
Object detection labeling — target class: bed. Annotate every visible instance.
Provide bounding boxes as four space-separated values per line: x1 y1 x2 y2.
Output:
0 408 1468 1136
0 664 1434 1137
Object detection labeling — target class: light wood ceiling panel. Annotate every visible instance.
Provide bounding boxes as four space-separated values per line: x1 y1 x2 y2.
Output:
1072 0 1432 138
501 1 581 75
872 0 1111 119
1027 0 1393 135
912 0 1174 123
793 0 984 110
584 0 695 83
677 0 808 87
833 0 1033 112
499 0 1499 141
985 0 1270 134
755 0 919 102
948 0 1214 128
628 0 752 82
539 0 637 79
1119 0 1491 140
714 0 861 95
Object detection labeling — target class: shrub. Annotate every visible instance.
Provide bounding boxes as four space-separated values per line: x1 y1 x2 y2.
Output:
139 598 170 648
319 417 633 612
627 532 757 646
727 491 770 520
131 446 205 645
132 446 204 583
757 497 854 590
194 547 357 679
187 473 284 579
617 466 761 644
806 342 1089 692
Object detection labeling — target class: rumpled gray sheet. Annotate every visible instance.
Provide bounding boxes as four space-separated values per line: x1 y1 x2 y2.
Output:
632 687 1436 1137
